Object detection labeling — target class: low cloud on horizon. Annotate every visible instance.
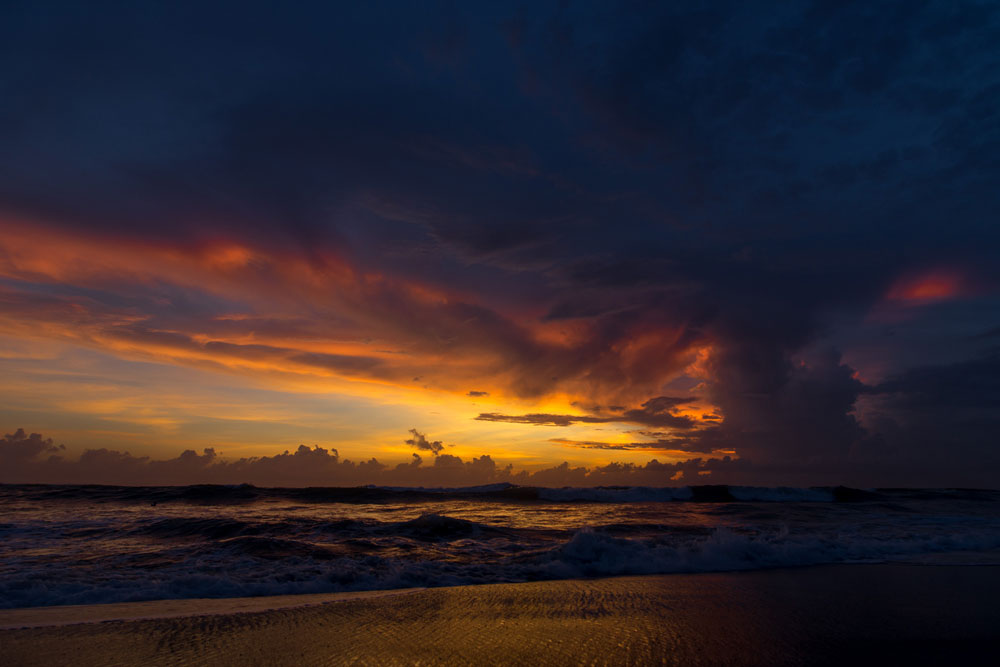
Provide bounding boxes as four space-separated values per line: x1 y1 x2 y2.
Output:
3 426 994 489
0 428 736 488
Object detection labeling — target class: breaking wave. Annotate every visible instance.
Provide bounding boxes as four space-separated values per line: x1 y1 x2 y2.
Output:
4 520 1000 609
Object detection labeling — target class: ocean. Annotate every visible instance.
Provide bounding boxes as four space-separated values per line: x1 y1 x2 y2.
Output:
2 483 999 609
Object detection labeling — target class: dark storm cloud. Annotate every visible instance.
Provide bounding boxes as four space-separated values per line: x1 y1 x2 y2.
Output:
1 1 999 483
972 325 1000 340
696 347 868 464
7 0 994 269
857 352 1000 482
870 351 1000 410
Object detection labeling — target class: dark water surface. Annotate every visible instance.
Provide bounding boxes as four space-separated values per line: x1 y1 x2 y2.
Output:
2 483 998 608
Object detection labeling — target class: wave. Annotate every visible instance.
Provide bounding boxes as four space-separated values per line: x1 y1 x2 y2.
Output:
395 514 511 541
4 521 1000 609
531 525 1000 579
133 517 260 540
110 513 518 545
207 536 341 561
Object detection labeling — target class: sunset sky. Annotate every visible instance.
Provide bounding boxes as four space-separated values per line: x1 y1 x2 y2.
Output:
1 1 998 487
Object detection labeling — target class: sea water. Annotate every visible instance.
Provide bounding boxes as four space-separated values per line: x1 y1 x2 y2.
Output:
2 483 999 608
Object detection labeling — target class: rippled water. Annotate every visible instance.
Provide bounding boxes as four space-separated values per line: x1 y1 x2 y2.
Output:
2 483 998 608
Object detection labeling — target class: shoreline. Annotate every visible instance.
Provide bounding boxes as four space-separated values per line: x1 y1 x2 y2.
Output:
3 558 999 627
2 564 999 665
0 587 426 630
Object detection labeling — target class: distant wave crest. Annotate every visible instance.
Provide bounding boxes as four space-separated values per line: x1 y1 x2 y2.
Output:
4 483 997 505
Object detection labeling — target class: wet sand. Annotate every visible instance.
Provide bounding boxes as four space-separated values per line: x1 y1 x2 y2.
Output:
2 565 998 666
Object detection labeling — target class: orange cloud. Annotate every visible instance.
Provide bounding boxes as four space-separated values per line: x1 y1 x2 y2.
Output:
887 270 967 303
0 218 715 416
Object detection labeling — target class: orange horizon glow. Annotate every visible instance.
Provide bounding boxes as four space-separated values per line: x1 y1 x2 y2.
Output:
0 217 724 470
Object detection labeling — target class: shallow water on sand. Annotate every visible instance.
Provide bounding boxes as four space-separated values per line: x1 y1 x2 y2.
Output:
4 568 1000 666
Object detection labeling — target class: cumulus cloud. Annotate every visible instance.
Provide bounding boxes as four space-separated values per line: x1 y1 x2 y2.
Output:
0 428 760 487
6 423 998 488
1 428 65 462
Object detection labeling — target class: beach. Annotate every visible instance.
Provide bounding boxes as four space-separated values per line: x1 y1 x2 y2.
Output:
2 564 998 666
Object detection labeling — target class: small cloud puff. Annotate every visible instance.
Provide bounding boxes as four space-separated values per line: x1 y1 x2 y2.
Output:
405 428 445 455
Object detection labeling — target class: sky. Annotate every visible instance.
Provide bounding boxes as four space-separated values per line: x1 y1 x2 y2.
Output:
1 0 998 487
